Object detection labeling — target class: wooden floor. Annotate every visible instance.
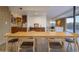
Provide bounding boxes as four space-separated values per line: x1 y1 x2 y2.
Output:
0 43 5 52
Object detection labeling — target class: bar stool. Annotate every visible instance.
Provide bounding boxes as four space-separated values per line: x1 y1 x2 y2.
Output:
20 42 34 52
8 38 18 52
65 38 75 51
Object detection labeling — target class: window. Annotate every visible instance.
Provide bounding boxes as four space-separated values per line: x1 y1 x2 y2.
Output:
50 21 55 29
75 16 79 34
66 17 73 33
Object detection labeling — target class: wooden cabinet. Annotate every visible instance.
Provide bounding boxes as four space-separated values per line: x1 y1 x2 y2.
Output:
22 15 27 23
11 27 18 33
11 15 27 33
18 27 27 32
29 27 45 32
11 27 27 33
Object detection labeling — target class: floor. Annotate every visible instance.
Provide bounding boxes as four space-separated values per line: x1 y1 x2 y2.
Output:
0 43 5 52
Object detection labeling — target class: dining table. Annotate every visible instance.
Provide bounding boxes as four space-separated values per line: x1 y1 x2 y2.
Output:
4 32 79 52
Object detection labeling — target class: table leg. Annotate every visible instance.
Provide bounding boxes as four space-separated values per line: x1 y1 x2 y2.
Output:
34 37 38 52
33 37 35 52
5 37 8 52
48 38 50 52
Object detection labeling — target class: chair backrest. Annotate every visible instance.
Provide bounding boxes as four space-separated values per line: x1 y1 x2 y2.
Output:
8 38 18 43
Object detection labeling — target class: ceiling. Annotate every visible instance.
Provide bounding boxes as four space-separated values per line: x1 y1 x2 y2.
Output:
9 6 73 19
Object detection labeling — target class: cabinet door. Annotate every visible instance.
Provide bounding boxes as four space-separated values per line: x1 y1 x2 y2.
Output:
22 15 27 23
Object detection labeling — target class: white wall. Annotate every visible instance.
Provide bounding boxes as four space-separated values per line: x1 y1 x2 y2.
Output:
27 15 47 31
0 7 11 44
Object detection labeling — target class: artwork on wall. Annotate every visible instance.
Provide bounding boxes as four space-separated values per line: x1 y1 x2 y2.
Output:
16 17 23 27
11 15 23 27
55 18 66 32
16 17 22 24
56 20 62 27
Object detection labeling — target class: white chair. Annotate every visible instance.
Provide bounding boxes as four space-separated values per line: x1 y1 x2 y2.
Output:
48 27 64 52
8 38 19 52
18 37 35 52
48 38 64 52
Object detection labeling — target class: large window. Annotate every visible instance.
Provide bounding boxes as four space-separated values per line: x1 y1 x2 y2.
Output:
66 16 79 34
66 17 73 33
75 16 79 34
50 21 55 29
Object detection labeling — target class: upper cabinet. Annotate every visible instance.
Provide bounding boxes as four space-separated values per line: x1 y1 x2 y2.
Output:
11 15 27 27
11 15 27 33
22 15 27 23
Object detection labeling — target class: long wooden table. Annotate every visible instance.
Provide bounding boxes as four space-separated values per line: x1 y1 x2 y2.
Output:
5 32 79 52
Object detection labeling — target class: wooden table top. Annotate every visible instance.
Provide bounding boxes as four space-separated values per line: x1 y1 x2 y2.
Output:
5 32 79 38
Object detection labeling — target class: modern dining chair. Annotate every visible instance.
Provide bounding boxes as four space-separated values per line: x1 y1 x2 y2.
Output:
65 33 78 52
65 38 74 51
48 27 64 52
19 37 35 52
8 38 18 52
48 38 63 52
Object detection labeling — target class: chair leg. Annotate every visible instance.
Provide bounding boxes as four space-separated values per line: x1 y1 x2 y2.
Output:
10 43 16 52
48 38 51 52
67 43 70 52
15 42 19 52
33 47 34 52
9 43 14 52
67 43 73 52
74 39 79 52
33 38 35 52
8 43 12 52
70 43 73 52
62 41 66 52
49 48 51 52
17 40 22 52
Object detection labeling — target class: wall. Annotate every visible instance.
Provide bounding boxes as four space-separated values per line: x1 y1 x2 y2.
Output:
0 6 11 44
46 18 51 31
27 15 47 31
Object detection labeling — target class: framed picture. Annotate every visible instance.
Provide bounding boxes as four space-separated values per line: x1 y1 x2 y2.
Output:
56 20 62 27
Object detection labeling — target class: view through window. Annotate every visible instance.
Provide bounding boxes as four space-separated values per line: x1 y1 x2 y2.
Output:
66 16 79 34
50 21 55 29
75 16 79 34
66 17 73 33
